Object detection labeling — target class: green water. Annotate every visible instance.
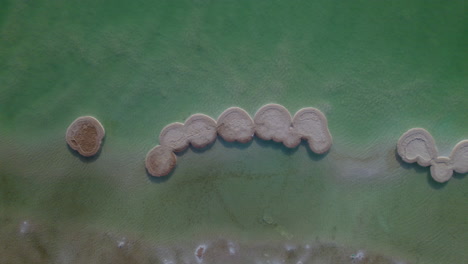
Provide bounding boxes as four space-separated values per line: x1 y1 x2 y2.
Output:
0 0 467 263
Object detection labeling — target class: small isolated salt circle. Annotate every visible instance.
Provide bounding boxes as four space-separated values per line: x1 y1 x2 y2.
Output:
66 116 105 157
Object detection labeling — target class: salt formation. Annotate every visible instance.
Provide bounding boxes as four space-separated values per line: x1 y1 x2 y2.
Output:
66 116 105 157
146 104 333 177
145 145 177 177
397 128 468 183
217 107 255 143
292 107 333 154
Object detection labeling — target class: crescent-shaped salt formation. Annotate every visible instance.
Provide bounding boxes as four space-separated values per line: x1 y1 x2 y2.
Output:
397 128 437 167
184 114 217 149
217 107 255 143
146 105 333 177
397 128 467 183
292 107 333 154
254 104 301 148
145 145 177 177
66 116 105 157
450 140 468 174
159 122 189 152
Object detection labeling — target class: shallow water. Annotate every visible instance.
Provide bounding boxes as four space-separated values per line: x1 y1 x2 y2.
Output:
0 0 467 263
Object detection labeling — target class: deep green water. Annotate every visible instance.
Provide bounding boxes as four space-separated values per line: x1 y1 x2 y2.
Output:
0 0 467 263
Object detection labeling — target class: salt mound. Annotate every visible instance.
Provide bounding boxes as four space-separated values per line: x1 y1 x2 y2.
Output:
397 128 467 183
450 140 468 174
145 145 177 177
66 116 105 157
292 107 332 154
254 104 300 147
397 128 437 167
159 122 189 152
217 107 255 143
184 114 217 148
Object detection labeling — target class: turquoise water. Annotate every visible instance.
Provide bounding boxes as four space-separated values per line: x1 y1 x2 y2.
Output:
1 0 467 263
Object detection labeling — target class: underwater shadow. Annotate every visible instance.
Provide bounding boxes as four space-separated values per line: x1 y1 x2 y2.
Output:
217 135 253 150
65 136 105 163
453 171 467 180
146 165 175 183
253 137 299 156
394 148 446 190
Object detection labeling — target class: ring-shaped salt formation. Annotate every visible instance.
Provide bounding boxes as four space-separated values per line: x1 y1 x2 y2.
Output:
146 104 333 177
397 128 467 183
66 116 105 157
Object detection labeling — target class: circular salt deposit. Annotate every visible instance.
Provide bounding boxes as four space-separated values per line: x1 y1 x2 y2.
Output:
66 116 105 157
159 122 189 152
254 104 293 143
217 107 255 143
145 145 177 177
185 114 217 148
292 108 332 154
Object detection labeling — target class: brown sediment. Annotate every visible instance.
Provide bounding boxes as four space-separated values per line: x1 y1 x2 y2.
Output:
450 140 468 174
159 122 189 152
397 128 467 183
66 116 105 157
292 107 332 154
145 145 176 177
397 128 437 167
217 107 255 143
185 114 217 149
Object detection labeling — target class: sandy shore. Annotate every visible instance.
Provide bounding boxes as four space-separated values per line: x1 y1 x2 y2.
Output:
397 128 467 183
65 116 105 157
145 145 177 177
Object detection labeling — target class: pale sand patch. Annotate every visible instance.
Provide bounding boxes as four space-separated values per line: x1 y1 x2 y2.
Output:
397 128 437 167
292 107 332 154
145 145 176 177
217 107 255 143
450 140 468 174
159 122 189 152
430 157 453 183
254 104 296 144
66 116 105 157
185 114 217 149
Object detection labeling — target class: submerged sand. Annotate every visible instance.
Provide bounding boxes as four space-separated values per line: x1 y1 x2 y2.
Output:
397 128 467 183
147 104 332 177
65 116 105 157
